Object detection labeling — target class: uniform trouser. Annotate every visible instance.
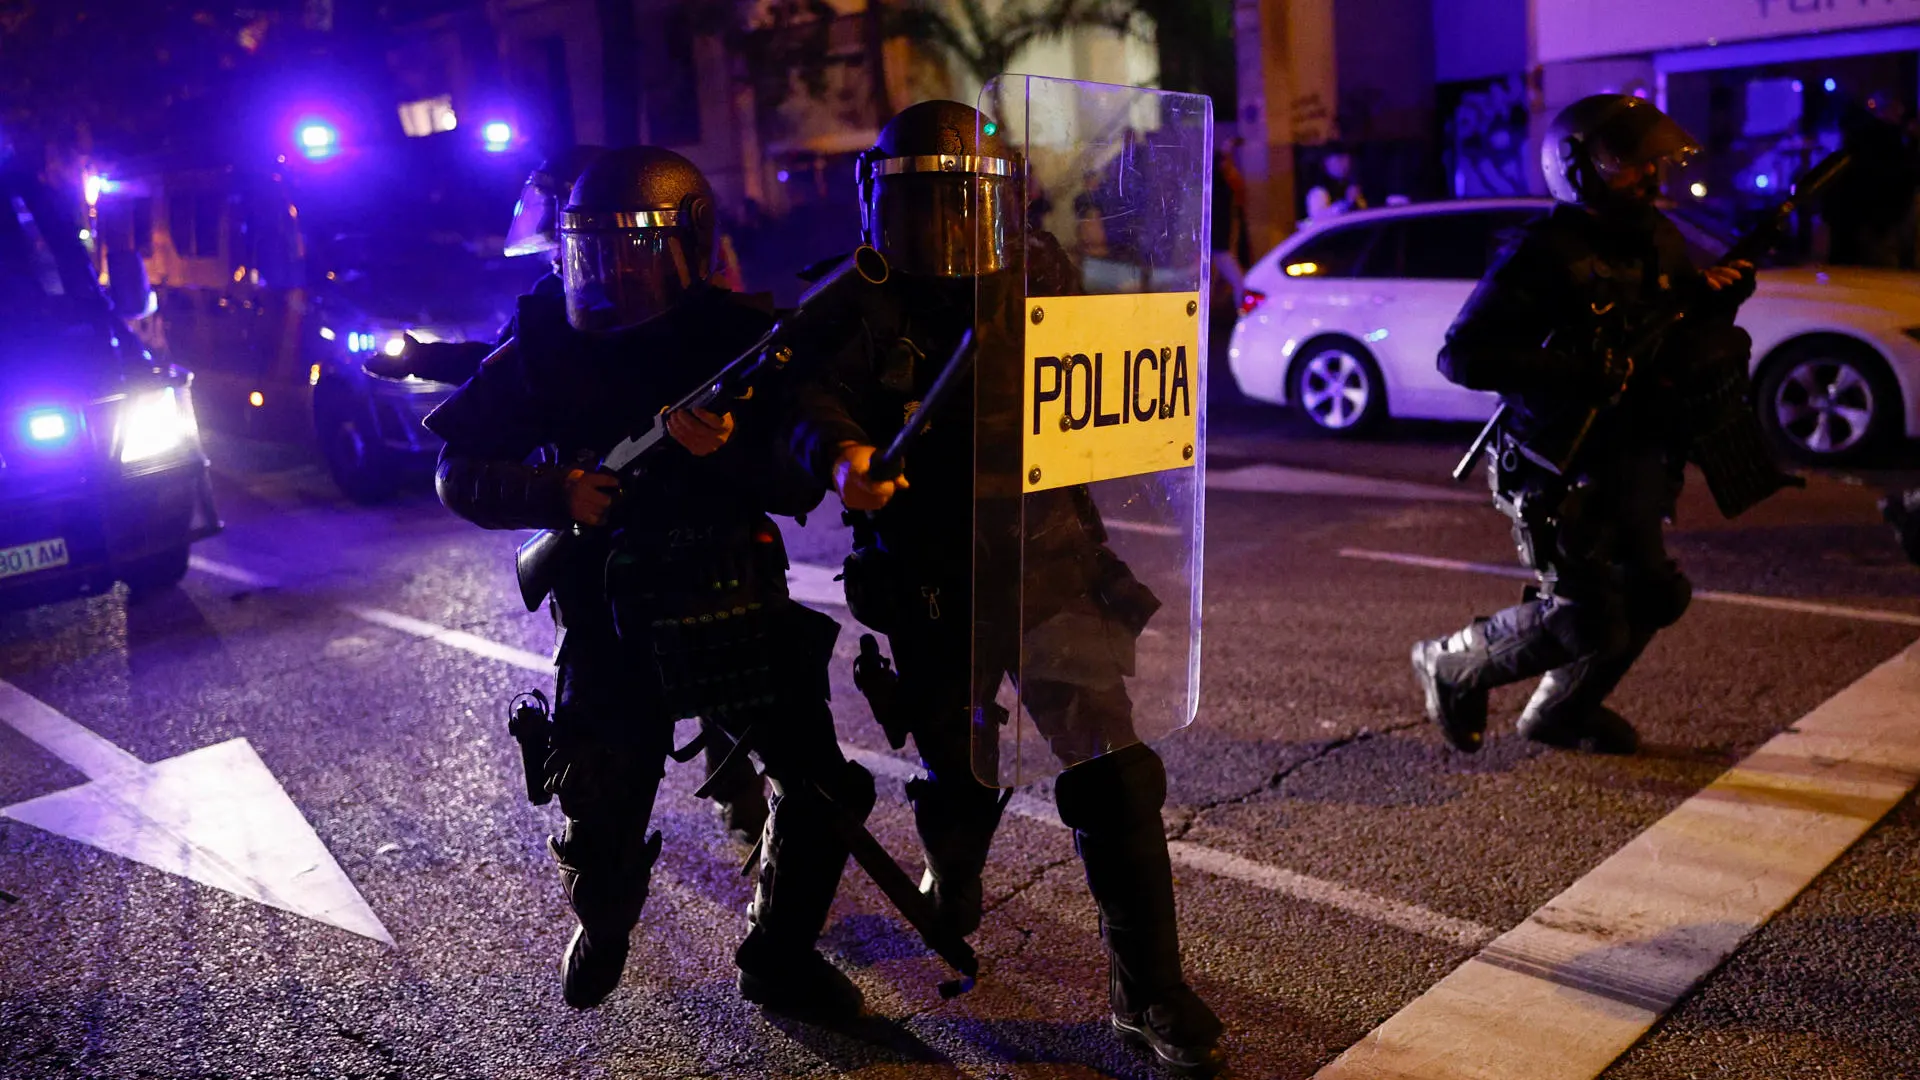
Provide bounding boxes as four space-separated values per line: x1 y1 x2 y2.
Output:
885 598 1191 1010
1442 446 1692 707
544 607 868 960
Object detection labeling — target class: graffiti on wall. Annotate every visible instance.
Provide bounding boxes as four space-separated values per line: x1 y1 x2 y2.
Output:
1443 74 1531 197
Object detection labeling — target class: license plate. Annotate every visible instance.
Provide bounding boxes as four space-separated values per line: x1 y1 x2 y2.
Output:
0 538 70 580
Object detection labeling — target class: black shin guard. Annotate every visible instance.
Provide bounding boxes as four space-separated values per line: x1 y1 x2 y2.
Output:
904 771 1007 937
736 761 874 1019
550 825 661 1008
1056 745 1223 1074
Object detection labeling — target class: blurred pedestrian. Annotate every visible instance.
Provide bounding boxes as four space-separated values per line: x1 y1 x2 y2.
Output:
1822 91 1919 269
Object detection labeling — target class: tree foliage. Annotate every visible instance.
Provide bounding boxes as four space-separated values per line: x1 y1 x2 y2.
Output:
886 0 1131 86
0 0 255 163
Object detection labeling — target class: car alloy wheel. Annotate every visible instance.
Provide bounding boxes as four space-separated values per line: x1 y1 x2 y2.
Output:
1299 348 1374 431
1772 356 1877 457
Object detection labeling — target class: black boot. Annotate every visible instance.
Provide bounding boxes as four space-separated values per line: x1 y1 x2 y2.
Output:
1517 634 1648 755
703 723 768 845
1411 626 1493 752
735 762 874 1022
552 828 661 1009
905 773 1007 938
1057 745 1225 1078
1414 599 1580 752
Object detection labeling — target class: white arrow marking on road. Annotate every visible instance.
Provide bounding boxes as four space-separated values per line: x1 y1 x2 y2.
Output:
0 680 392 945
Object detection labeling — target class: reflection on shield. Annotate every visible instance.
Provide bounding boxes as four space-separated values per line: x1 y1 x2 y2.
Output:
971 74 1212 788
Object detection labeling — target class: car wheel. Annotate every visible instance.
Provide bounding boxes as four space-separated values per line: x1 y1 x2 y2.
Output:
1291 339 1387 436
124 544 191 599
318 392 401 503
1756 339 1899 465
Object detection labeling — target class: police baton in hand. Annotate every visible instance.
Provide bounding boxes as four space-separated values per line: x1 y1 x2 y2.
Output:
868 328 975 484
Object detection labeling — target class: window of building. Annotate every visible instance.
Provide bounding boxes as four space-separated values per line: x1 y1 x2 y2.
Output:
398 95 459 138
643 7 703 146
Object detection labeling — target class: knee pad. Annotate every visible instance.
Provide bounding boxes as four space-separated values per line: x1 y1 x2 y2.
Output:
1536 592 1630 660
1054 742 1167 834
1626 566 1692 631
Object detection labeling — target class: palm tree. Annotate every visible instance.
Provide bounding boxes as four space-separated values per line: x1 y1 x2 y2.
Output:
887 0 1133 90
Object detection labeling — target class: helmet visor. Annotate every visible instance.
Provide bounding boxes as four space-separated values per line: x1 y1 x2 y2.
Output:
1589 108 1699 180
864 157 1015 277
560 223 697 331
503 179 561 257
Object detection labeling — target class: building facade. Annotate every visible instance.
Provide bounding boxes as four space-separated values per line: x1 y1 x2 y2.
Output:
1435 0 1919 207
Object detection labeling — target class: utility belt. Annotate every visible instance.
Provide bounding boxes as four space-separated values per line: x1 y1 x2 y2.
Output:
606 515 793 720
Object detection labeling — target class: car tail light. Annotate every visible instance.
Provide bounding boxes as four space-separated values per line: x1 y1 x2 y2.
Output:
1238 290 1268 317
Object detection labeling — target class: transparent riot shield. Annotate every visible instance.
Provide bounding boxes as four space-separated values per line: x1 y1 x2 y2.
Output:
972 75 1210 788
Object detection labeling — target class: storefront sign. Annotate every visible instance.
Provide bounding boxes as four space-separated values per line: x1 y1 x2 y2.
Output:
1538 0 1920 63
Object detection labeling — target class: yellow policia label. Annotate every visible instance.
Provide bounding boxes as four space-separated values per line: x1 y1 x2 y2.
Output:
1023 291 1199 491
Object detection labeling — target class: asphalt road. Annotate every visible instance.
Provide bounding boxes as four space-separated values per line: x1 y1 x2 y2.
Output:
2 405 1917 1080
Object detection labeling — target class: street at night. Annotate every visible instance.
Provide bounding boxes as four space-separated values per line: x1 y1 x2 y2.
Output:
4 407 1917 1079
7 0 1920 1077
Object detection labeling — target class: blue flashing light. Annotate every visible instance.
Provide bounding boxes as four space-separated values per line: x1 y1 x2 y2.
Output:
1824 78 1837 92
25 409 72 445
1755 174 1771 190
482 121 513 151
348 331 377 354
298 121 340 161
777 169 791 183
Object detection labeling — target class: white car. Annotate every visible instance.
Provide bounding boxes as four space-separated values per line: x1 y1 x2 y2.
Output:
1226 198 1920 464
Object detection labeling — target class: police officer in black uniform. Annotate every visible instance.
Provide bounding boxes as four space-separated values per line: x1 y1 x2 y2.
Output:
785 100 1225 1077
382 143 769 843
425 147 873 1018
1412 95 1757 755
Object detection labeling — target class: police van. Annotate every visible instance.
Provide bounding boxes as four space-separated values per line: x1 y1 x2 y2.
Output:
0 165 220 609
98 126 535 500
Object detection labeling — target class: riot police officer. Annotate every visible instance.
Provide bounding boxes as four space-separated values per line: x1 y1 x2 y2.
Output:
383 143 769 843
1412 95 1757 754
425 147 873 1018
785 100 1225 1076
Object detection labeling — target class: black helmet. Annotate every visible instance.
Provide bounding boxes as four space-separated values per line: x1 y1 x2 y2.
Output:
503 144 607 257
1541 95 1698 210
559 146 717 331
858 100 1018 278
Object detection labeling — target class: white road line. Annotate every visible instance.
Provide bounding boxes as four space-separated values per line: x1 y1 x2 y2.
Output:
0 681 145 778
785 562 847 609
340 606 550 674
187 555 280 589
1211 465 1486 503
1340 546 1920 628
1105 519 1189 538
1316 638 1920 1080
1166 842 1494 949
211 559 1499 948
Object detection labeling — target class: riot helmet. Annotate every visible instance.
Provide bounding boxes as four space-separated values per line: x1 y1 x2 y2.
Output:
503 144 607 257
559 146 717 331
857 100 1017 278
1541 95 1698 213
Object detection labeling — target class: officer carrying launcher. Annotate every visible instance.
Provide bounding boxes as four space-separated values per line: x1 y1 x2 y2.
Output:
783 96 1226 1076
423 147 875 1019
1412 95 1767 755
379 143 770 844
